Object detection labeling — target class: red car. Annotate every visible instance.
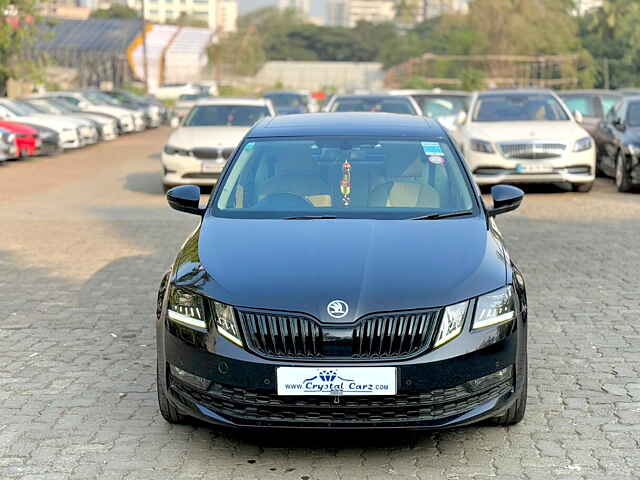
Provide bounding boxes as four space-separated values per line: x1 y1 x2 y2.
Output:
0 121 39 158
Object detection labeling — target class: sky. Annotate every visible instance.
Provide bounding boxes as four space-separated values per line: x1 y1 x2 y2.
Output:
238 0 327 18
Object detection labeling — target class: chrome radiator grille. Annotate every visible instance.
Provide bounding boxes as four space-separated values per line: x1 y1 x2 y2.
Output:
499 142 566 160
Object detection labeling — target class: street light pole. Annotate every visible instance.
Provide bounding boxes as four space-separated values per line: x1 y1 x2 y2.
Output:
141 0 149 94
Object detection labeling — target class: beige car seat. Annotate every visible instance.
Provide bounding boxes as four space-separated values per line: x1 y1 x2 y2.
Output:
369 144 441 208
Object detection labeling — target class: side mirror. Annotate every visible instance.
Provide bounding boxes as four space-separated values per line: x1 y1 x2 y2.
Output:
170 116 180 128
613 118 626 132
167 185 204 215
573 110 583 123
488 185 524 217
455 111 467 126
78 101 90 110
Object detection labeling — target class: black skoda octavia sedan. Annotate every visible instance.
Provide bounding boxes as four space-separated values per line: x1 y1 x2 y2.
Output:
156 113 528 430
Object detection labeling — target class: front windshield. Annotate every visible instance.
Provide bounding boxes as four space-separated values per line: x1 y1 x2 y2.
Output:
49 98 78 113
627 102 640 127
14 100 46 114
183 105 270 127
414 95 468 118
0 101 29 116
331 98 416 115
559 95 597 117
26 100 59 114
179 94 205 101
214 137 475 219
84 91 120 106
265 93 304 108
473 94 570 122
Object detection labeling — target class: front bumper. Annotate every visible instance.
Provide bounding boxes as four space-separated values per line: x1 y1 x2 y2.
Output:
60 129 81 149
161 316 524 430
467 147 596 186
133 115 146 132
99 123 118 141
118 117 135 133
162 152 227 186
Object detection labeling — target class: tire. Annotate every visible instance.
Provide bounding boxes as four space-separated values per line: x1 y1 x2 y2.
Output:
572 181 593 193
615 150 633 192
490 348 527 426
157 359 186 424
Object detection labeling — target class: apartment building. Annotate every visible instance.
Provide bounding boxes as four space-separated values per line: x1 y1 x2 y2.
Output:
423 0 469 19
278 0 310 16
326 0 395 27
126 0 237 32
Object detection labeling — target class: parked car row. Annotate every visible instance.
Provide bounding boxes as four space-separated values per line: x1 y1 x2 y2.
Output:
0 89 168 165
161 87 640 194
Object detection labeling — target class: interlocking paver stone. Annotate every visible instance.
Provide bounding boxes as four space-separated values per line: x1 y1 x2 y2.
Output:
1 128 639 479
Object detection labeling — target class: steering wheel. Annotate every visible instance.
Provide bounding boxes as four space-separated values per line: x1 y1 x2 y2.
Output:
255 192 314 210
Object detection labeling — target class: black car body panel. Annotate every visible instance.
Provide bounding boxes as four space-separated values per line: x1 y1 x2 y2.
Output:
157 113 528 430
593 96 640 185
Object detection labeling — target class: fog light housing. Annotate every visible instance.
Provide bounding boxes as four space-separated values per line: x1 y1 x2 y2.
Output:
170 364 211 390
464 366 513 392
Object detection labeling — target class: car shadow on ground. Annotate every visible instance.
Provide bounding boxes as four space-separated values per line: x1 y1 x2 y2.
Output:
124 171 165 195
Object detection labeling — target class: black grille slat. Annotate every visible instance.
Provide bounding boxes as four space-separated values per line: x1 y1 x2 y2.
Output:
238 309 439 360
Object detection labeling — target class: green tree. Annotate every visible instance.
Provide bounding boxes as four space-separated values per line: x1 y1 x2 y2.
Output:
579 0 640 88
0 0 42 95
90 5 139 19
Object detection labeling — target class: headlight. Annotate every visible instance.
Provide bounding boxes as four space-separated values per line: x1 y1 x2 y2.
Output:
434 300 469 348
573 136 593 152
167 288 206 330
166 288 243 346
473 286 515 329
213 301 242 346
3 132 15 143
164 144 190 156
470 138 495 154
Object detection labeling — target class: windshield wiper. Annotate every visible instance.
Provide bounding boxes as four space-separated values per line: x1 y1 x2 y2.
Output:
284 215 338 220
410 210 473 220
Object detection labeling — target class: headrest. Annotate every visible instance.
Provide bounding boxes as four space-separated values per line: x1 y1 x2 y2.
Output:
383 143 425 178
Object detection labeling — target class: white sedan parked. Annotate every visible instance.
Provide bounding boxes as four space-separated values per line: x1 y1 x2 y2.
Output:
162 98 275 191
452 89 596 192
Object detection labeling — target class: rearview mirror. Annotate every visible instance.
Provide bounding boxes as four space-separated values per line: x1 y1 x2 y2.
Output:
488 185 524 217
167 185 204 215
573 110 583 123
455 111 467 126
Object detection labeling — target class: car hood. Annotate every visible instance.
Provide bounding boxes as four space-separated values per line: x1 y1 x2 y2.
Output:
7 116 76 132
168 126 250 149
468 121 589 142
182 217 507 323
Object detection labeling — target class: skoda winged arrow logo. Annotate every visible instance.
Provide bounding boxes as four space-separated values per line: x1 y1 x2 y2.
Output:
327 300 349 319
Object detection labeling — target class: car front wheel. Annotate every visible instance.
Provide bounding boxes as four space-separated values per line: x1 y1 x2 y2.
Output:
616 151 633 192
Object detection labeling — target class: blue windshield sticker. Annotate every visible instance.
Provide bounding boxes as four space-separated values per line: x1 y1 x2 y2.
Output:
421 142 444 156
245 142 255 151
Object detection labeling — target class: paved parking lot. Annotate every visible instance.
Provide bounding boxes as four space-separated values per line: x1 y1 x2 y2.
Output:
1 127 639 480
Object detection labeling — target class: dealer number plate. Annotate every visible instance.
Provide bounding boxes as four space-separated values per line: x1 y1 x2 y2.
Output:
277 367 397 396
516 163 553 174
201 162 223 173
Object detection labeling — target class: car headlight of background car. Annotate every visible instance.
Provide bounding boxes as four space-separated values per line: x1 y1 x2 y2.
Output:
167 288 243 346
164 144 191 156
434 286 515 348
573 136 593 152
470 138 495 154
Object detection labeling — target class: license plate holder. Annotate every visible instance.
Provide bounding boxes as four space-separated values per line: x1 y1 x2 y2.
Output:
276 366 397 396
